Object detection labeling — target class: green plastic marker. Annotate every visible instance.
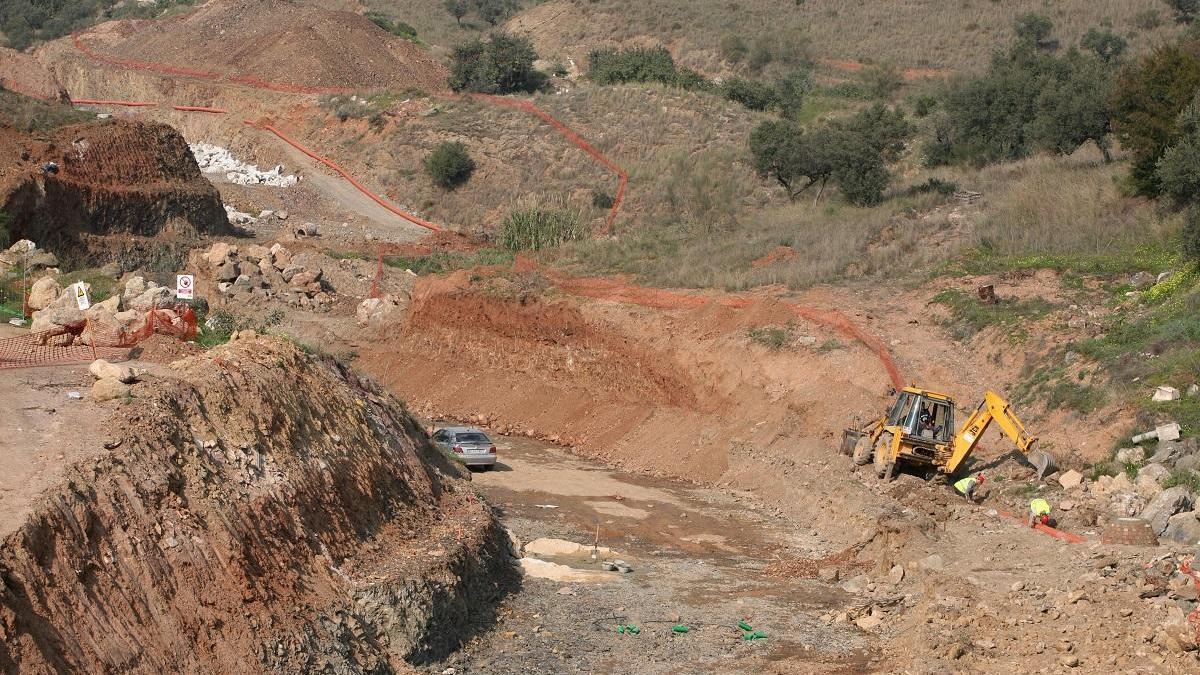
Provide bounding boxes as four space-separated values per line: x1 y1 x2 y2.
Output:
672 624 690 633
738 620 753 631
626 625 640 634
743 630 768 641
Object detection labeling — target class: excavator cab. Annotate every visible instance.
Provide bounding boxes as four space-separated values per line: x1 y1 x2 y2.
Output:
844 387 1052 482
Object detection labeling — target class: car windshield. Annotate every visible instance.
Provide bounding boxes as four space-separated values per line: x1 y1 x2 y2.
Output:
455 432 490 444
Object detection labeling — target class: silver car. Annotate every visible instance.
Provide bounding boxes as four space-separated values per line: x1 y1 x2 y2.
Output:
431 427 497 469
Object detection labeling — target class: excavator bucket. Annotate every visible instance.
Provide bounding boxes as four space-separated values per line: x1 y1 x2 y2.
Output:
840 429 863 456
1028 450 1055 481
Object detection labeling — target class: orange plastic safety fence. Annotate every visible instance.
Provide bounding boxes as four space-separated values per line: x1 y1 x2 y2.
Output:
244 120 441 232
0 306 197 370
468 93 628 234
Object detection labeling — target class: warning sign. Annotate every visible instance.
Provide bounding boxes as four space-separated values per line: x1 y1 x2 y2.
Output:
72 282 91 310
176 274 194 300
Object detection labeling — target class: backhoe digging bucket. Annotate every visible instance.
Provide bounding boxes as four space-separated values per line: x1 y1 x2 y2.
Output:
840 429 863 456
1028 450 1055 481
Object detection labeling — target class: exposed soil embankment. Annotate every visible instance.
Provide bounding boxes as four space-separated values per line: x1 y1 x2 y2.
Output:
0 338 515 673
360 273 895 546
0 119 229 267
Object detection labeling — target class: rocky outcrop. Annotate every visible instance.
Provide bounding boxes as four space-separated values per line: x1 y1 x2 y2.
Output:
0 339 515 673
0 120 229 269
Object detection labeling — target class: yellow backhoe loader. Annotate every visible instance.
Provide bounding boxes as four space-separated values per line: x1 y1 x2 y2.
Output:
840 386 1054 482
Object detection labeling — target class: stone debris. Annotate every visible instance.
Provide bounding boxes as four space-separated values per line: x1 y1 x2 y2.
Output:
1057 470 1083 490
190 143 299 187
88 359 142 384
0 239 58 272
1152 386 1181 402
195 242 333 311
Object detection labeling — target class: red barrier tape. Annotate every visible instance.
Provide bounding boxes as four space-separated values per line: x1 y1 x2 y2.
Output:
71 32 351 95
243 120 440 232
70 99 158 107
469 93 628 235
995 508 1088 544
172 105 229 114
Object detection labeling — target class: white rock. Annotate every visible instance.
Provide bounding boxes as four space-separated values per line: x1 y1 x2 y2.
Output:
190 143 298 187
1059 470 1084 490
27 276 62 311
88 359 141 384
1153 386 1181 402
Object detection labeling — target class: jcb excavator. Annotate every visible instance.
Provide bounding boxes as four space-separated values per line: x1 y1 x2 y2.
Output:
841 387 1054 482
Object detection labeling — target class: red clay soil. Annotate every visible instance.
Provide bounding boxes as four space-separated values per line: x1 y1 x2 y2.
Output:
0 47 64 100
73 0 449 94
750 245 799 269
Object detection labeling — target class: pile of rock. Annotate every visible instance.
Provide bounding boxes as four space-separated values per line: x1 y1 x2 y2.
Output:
190 143 299 187
197 241 334 310
88 358 143 401
1056 430 1200 545
28 275 185 346
0 239 58 272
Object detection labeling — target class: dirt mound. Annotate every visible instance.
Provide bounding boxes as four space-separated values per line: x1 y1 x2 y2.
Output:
0 337 513 672
0 119 228 267
79 0 448 93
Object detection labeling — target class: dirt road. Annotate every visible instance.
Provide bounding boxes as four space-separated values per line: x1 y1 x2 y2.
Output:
426 433 875 674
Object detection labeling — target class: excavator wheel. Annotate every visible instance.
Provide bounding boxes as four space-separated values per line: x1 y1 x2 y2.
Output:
873 432 893 479
851 435 873 466
883 462 896 482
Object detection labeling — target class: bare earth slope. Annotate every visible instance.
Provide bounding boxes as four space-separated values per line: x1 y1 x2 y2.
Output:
78 0 449 93
0 337 513 673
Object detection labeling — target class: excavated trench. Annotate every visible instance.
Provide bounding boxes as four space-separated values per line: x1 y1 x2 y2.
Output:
0 338 516 673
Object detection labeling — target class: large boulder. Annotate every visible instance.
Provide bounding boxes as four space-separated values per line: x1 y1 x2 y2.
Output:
91 378 131 402
356 295 407 328
26 276 62 312
215 261 240 283
122 276 149 301
26 250 58 269
88 359 141 384
29 305 85 334
1162 511 1200 545
1137 463 1171 496
1140 486 1195 535
127 286 174 311
205 242 237 267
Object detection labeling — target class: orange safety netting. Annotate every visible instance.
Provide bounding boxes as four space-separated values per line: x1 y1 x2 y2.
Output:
0 306 197 370
243 119 441 232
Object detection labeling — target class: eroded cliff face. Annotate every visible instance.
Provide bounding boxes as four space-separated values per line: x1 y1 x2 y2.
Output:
0 337 514 673
0 119 229 268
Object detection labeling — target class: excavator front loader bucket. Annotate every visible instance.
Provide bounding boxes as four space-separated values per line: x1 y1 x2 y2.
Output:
1028 450 1055 481
840 428 863 456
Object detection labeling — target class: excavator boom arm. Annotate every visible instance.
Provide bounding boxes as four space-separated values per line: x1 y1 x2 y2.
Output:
945 391 1037 474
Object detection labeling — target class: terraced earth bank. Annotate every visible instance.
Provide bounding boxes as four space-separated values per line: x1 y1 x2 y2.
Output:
0 338 515 673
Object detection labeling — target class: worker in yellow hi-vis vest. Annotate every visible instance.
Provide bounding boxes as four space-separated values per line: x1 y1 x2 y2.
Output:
1028 498 1052 527
954 473 985 503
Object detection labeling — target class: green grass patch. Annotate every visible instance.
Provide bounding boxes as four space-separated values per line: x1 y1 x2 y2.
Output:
1163 469 1200 492
324 249 370 261
748 325 794 350
500 207 585 252
932 288 1056 340
1014 363 1106 414
940 244 1177 278
383 247 513 275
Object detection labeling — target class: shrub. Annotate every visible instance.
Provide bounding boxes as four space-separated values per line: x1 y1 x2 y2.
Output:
449 33 546 94
1183 205 1200 262
0 210 9 250
862 62 902 100
444 0 468 24
473 0 517 26
748 325 792 349
591 190 615 209
912 94 938 117
500 207 585 251
719 34 748 64
1014 13 1055 49
721 77 775 110
1167 0 1200 24
1156 93 1200 206
588 47 682 86
1081 28 1127 63
1135 9 1164 30
1163 468 1200 491
1112 42 1200 195
424 141 476 189
365 12 419 41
